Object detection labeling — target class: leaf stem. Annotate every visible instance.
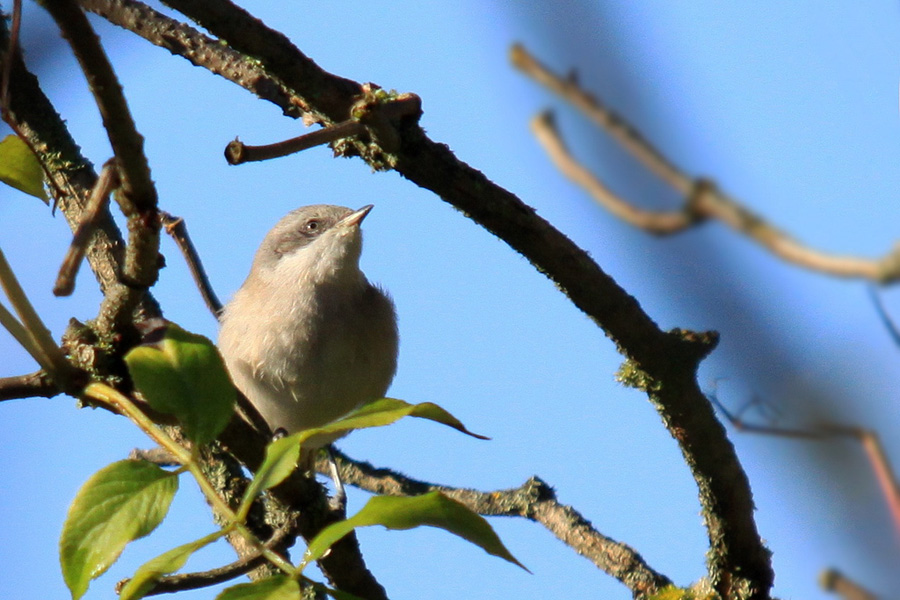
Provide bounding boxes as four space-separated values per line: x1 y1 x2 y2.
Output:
83 382 299 576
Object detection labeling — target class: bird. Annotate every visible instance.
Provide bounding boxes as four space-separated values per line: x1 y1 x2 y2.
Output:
217 204 398 461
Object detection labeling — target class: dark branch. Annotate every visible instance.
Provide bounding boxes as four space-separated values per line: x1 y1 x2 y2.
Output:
115 519 298 596
39 0 161 337
54 159 120 297
820 569 878 600
0 370 60 402
160 212 223 317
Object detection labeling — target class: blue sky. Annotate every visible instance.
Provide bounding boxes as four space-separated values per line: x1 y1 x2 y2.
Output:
2 2 899 599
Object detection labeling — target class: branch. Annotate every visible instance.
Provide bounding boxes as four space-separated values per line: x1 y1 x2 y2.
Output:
0 370 60 402
709 388 900 534
225 120 365 165
326 449 672 598
39 0 162 337
160 212 223 317
820 569 878 600
79 0 301 117
84 3 772 597
116 518 298 596
0 11 162 337
512 44 900 284
54 159 120 297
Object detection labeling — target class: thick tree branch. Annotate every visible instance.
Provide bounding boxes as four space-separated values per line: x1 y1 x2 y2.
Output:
325 449 673 599
512 44 900 284
79 0 300 117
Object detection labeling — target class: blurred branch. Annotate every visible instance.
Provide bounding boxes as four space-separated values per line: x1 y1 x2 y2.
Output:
512 44 900 285
709 388 900 534
820 569 878 600
325 448 673 599
0 245 77 389
78 2 772 598
869 286 900 347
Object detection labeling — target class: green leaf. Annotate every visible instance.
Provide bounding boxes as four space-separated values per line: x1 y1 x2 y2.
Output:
119 530 226 600
0 134 48 202
59 460 179 600
125 324 236 446
0 135 50 204
216 575 300 600
299 397 489 445
238 435 301 514
303 491 528 573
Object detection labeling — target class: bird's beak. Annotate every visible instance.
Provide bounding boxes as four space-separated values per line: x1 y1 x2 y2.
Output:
338 205 374 228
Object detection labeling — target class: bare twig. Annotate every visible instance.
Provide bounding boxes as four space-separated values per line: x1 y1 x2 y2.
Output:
820 569 878 600
225 91 422 164
225 121 365 165
514 44 900 284
0 370 60 402
160 212 223 317
54 159 120 296
531 110 697 233
326 449 672 598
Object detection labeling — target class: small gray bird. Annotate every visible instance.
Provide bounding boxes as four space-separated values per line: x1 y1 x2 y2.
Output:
218 204 398 454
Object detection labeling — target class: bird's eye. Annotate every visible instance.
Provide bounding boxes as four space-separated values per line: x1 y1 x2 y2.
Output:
304 220 320 233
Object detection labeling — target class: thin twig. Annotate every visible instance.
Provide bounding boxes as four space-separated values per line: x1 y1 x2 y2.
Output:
115 519 297 596
531 110 697 234
225 92 422 164
868 286 900 348
225 121 365 165
0 370 60 402
160 212 223 317
515 44 900 284
326 449 672 599
54 159 120 296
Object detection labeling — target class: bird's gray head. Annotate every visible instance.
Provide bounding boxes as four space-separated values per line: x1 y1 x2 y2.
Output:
249 204 374 284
